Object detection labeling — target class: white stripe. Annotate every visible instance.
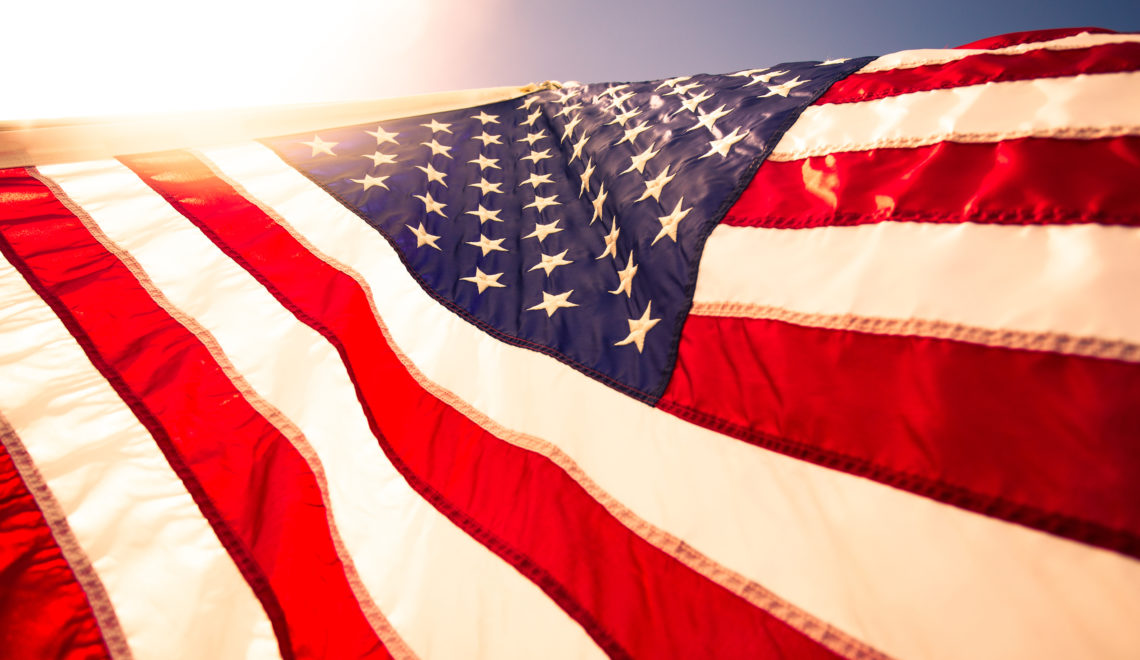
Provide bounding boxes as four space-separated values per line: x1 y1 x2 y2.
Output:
0 259 277 660
695 221 1140 346
770 70 1140 159
203 142 1140 660
859 31 1140 73
38 160 604 660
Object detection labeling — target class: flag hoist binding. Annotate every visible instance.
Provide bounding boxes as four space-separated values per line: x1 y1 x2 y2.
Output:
0 26 1138 660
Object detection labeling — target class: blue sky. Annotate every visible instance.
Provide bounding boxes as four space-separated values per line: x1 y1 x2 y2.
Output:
4 0 1138 119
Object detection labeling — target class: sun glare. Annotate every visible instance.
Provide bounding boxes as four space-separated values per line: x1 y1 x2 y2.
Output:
3 1 432 120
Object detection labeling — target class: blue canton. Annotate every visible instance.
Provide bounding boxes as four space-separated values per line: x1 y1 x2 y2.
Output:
264 58 870 401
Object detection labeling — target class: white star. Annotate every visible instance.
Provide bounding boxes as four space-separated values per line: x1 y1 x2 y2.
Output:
461 267 506 293
623 144 660 174
421 118 452 133
817 57 850 66
413 192 447 217
520 172 554 188
579 159 595 197
688 105 732 134
617 122 650 146
571 133 590 162
664 81 700 96
636 166 676 202
700 126 750 158
529 249 573 276
521 130 547 146
471 111 500 124
561 114 583 142
469 178 503 195
521 149 552 164
521 109 542 127
590 184 608 224
302 135 337 157
350 173 389 191
744 70 789 87
528 290 578 317
597 219 620 260
730 68 768 78
362 151 397 166
415 163 447 187
474 131 503 146
610 90 635 107
609 254 638 296
523 219 563 242
466 204 503 224
553 102 582 119
677 90 713 114
466 234 508 256
605 107 642 127
422 139 453 159
655 75 691 89
407 222 441 250
365 126 399 145
613 301 661 353
602 84 630 97
469 153 500 170
525 194 560 212
653 197 692 244
518 95 542 110
760 76 810 98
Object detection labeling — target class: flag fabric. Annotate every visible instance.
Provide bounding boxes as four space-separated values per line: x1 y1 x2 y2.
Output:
0 26 1138 660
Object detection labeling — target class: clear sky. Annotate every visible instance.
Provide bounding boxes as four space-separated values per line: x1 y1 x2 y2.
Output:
4 0 1138 120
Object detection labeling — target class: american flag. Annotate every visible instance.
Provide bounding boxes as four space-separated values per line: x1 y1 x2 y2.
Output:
1 26 1138 660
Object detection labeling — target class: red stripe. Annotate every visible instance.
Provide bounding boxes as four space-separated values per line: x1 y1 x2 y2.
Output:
119 149 846 660
818 41 1140 105
955 27 1116 50
659 314 1140 558
0 438 111 659
725 136 1140 228
0 168 390 660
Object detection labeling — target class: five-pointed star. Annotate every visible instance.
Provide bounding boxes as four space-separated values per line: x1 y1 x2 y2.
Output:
605 107 642 127
527 290 578 317
350 173 390 191
521 149 552 164
471 111 500 124
653 197 692 244
413 192 447 217
701 126 750 158
590 184 608 224
461 267 506 293
623 144 660 174
688 104 732 134
407 222 441 250
609 254 638 296
468 153 500 170
474 131 503 146
523 219 563 242
610 90 635 107
614 301 661 353
678 90 713 113
415 163 448 187
744 70 790 86
302 135 337 157
664 81 700 96
521 130 547 146
561 114 583 142
655 75 691 90
466 234 508 256
422 139 453 158
469 178 504 195
529 249 573 276
553 102 582 119
761 76 809 98
602 84 630 97
636 166 676 202
521 109 542 127
817 57 850 66
597 219 620 260
421 118 452 133
525 194 560 212
579 159 596 197
466 204 503 224
365 126 400 145
518 95 541 110
520 172 554 188
617 122 651 146
570 134 590 162
362 151 397 166
730 67 768 78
